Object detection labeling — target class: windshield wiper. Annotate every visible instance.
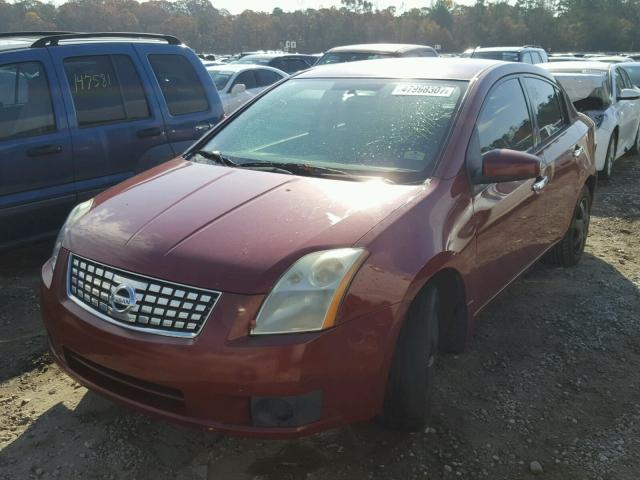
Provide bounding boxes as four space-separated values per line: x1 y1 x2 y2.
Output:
193 150 238 167
238 161 358 179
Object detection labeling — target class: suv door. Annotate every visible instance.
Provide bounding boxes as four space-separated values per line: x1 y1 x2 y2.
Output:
0 49 73 247
467 76 547 311
137 44 224 154
48 44 175 201
522 76 588 243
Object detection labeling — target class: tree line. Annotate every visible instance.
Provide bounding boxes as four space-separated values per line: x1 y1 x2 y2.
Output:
1 0 638 54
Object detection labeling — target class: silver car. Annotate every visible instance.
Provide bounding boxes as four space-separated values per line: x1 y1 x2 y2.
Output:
206 64 287 115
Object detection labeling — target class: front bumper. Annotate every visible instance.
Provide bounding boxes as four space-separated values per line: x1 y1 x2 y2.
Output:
41 249 399 438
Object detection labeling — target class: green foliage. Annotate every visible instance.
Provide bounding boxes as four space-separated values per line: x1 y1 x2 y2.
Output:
1 0 637 53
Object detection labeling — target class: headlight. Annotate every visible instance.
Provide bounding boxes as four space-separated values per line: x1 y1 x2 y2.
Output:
251 248 367 335
50 199 93 271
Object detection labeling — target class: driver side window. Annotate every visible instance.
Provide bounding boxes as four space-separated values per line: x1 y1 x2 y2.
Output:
468 78 534 179
232 71 257 91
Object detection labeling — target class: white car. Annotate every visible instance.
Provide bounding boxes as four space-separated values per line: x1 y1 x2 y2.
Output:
543 62 640 179
206 64 287 115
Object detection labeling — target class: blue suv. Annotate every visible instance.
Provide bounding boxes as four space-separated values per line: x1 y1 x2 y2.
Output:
0 32 224 248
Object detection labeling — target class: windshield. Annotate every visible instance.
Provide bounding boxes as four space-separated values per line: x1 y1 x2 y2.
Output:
197 78 467 183
472 51 519 62
622 65 640 87
208 71 232 91
316 52 393 65
555 73 611 112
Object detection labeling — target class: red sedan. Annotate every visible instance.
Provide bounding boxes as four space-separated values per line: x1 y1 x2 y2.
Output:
41 58 596 437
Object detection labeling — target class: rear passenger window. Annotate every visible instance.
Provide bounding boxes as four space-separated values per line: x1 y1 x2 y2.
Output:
477 78 534 153
281 59 310 74
149 55 208 115
521 52 533 64
255 69 282 88
0 62 56 140
112 56 150 120
531 52 543 63
524 78 566 141
64 55 150 126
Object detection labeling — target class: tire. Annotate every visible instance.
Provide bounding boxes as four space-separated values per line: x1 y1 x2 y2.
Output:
381 285 439 431
600 134 616 181
630 125 640 155
548 186 591 267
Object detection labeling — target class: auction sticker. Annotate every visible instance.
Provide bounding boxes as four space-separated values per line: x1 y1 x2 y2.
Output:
392 84 455 97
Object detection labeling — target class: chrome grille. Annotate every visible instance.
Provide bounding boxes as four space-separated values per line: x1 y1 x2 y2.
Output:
67 254 221 338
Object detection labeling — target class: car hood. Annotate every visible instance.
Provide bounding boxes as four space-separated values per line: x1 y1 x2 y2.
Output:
66 159 423 294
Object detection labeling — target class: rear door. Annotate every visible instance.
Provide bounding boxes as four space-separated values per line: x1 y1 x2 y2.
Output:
48 44 174 201
136 44 224 154
469 76 548 310
522 76 586 244
0 49 74 246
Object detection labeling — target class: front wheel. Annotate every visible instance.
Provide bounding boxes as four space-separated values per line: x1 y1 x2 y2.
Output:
547 185 591 267
381 285 439 431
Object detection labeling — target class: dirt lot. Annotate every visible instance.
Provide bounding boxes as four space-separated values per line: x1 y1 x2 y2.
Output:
1 155 639 480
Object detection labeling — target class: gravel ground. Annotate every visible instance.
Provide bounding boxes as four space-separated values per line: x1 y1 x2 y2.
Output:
1 154 639 480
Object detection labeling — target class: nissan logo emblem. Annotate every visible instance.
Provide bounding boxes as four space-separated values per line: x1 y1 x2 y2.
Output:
109 284 137 313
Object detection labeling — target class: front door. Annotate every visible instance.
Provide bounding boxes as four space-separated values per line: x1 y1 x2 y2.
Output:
468 77 548 312
0 49 74 246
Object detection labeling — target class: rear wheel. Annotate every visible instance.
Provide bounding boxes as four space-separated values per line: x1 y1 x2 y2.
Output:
600 134 616 181
382 285 439 431
547 186 591 267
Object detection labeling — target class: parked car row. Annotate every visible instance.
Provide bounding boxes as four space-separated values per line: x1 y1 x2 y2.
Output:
542 61 640 179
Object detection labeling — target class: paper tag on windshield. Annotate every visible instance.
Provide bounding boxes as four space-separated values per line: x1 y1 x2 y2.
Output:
392 84 455 97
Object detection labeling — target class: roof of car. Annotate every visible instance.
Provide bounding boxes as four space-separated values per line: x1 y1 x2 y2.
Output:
326 43 434 54
239 53 312 60
541 61 615 72
296 57 541 81
206 64 287 75
473 46 544 52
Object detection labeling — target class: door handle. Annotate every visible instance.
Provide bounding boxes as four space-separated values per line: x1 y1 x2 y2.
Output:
532 176 549 194
195 122 212 133
136 127 164 139
26 144 62 157
573 144 584 158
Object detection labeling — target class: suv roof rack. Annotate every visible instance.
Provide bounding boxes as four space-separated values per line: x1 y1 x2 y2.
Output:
31 32 181 48
523 45 544 49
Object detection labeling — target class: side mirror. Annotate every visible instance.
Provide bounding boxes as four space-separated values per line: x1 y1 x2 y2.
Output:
230 83 246 95
475 149 541 184
618 88 640 101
